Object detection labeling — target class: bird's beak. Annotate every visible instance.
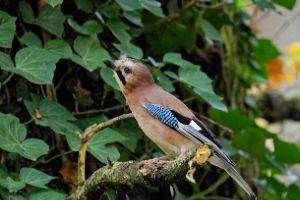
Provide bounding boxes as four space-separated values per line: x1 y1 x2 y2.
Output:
104 60 116 70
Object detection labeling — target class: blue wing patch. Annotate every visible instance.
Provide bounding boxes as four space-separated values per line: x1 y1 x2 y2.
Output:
143 103 179 128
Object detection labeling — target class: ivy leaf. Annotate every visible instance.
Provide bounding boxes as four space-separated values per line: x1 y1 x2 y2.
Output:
146 22 195 53
13 47 58 84
87 128 126 163
114 120 142 152
45 0 63 7
163 53 226 111
20 31 42 48
28 190 67 200
0 51 15 71
1 48 57 84
194 88 227 112
44 39 73 59
115 0 142 11
0 176 25 193
100 67 120 90
200 19 221 42
107 20 131 43
71 36 110 71
163 52 191 66
0 10 16 48
67 19 102 36
74 0 92 13
20 2 66 38
156 71 175 92
123 10 143 27
114 42 143 59
24 96 76 134
0 113 49 161
20 168 55 189
140 0 164 17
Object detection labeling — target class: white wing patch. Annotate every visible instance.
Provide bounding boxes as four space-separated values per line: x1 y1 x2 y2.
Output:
189 120 202 131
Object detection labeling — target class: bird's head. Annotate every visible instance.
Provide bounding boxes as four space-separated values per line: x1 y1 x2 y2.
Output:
104 57 154 95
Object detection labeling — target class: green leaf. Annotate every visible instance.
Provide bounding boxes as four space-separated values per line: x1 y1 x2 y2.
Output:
146 22 195 53
45 0 63 7
114 120 142 152
21 139 50 161
0 10 16 48
123 10 143 27
113 42 143 59
194 88 227 112
253 0 276 10
20 31 42 48
156 71 175 92
44 39 73 59
0 51 15 71
107 20 131 43
19 1 35 22
0 113 49 161
75 115 105 130
20 3 66 38
100 67 120 90
20 168 55 189
163 52 190 66
274 139 300 163
200 19 221 41
254 39 280 64
272 0 296 9
74 0 92 13
72 36 110 71
87 128 126 163
67 19 102 36
116 0 142 11
209 109 253 132
163 53 226 110
0 177 25 193
233 127 268 158
178 64 212 88
13 47 58 84
140 0 164 17
24 96 76 134
28 190 67 200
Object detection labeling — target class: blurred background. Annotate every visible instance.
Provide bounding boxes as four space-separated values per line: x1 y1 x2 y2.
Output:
0 0 300 200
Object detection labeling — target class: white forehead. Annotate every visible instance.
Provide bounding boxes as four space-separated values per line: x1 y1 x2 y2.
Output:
114 57 135 68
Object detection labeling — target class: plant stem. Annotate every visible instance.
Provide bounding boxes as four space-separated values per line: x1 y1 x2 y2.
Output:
1 73 14 86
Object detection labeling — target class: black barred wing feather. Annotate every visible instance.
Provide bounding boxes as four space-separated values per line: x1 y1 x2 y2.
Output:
143 103 234 166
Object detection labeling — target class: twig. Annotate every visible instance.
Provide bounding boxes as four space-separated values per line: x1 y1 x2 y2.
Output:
190 173 229 200
72 105 124 116
69 145 211 200
78 113 134 183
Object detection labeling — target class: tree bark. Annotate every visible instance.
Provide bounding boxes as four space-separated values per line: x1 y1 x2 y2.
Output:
67 145 211 200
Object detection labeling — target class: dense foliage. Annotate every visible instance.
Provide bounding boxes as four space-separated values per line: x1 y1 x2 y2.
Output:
0 0 300 199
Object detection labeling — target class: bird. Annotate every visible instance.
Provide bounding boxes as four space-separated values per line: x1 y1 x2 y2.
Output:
104 57 257 200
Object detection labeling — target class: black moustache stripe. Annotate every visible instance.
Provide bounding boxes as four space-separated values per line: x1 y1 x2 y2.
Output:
116 70 126 85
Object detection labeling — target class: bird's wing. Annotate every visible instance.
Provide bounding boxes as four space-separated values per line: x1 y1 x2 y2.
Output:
143 103 234 166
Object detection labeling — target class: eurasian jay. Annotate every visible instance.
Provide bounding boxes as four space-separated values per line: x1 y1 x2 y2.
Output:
104 57 256 200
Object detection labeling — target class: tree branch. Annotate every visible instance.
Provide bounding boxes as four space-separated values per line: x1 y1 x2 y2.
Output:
78 113 134 183
68 145 211 200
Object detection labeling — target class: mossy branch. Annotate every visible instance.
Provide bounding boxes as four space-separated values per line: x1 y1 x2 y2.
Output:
69 145 211 200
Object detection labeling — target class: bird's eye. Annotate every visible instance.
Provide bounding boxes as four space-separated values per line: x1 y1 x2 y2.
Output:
124 67 132 74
